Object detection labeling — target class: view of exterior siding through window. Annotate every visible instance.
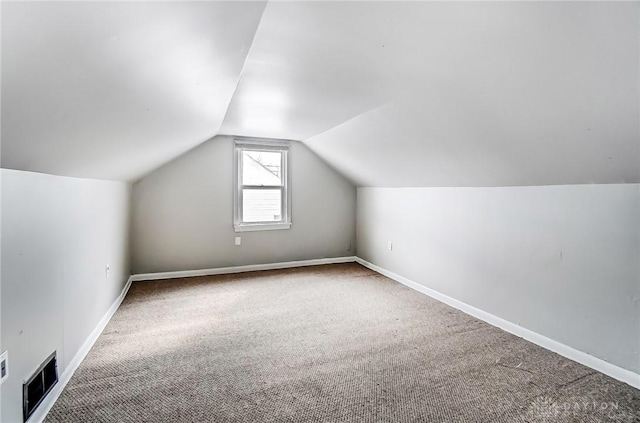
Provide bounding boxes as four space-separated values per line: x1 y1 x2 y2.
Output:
242 150 283 222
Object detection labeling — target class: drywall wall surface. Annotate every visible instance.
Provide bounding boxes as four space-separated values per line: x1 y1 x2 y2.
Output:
357 184 640 374
1 169 131 423
131 136 356 274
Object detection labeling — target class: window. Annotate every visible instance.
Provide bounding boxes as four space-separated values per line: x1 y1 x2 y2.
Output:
234 140 291 232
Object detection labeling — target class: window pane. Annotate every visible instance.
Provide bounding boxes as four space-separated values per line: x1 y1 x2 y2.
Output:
243 189 282 222
242 150 282 186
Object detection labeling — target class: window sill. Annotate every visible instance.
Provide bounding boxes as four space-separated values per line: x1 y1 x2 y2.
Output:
234 222 291 232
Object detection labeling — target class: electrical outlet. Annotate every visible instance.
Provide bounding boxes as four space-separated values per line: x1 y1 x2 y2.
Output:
235 236 242 246
105 265 111 278
387 241 393 251
0 350 8 384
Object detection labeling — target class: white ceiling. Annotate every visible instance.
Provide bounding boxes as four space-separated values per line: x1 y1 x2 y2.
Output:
1 1 266 181
2 1 638 186
303 2 640 186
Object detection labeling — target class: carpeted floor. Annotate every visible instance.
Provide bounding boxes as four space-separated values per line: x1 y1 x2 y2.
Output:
46 263 639 422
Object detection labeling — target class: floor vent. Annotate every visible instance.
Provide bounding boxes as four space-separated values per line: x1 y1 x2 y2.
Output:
23 351 58 422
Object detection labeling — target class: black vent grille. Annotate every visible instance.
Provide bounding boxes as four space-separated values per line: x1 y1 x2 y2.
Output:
23 352 58 422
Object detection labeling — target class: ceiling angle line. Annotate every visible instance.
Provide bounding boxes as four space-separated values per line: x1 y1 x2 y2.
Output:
218 1 270 130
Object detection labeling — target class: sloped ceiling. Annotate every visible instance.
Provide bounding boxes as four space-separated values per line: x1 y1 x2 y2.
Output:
1 1 266 181
2 1 638 186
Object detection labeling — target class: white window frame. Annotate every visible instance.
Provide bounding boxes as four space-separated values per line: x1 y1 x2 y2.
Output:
233 139 292 232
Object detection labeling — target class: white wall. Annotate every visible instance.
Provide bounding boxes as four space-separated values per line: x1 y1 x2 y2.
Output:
131 136 356 274
1 169 131 423
357 184 640 375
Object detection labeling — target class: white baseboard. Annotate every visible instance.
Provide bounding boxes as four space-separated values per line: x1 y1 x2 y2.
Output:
29 276 134 423
130 256 358 282
355 257 640 390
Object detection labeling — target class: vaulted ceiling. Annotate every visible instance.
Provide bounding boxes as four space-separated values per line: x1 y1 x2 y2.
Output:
2 1 638 186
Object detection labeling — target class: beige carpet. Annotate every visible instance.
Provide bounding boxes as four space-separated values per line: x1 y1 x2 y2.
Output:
46 263 639 422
